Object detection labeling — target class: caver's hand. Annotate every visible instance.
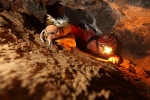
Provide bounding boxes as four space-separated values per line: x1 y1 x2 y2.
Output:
40 24 72 46
108 55 120 64
47 34 56 45
44 25 60 45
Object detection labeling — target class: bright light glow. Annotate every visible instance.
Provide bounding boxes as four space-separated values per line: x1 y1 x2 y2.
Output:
103 46 112 54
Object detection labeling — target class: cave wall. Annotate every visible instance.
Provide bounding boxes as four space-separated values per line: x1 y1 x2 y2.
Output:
0 0 47 23
106 0 150 70
0 0 150 70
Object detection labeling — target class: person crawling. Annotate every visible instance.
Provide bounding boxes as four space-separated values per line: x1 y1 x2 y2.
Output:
40 16 121 65
40 1 121 64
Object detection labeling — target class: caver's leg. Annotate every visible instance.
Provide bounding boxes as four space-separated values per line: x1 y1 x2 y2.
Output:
55 34 76 51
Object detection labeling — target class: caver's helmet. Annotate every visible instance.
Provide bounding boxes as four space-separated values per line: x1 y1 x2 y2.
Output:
86 34 118 58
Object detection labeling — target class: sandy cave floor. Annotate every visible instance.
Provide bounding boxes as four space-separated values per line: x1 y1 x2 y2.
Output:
0 8 150 100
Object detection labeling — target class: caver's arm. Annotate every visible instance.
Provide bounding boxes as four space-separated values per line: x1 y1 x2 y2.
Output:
42 23 76 50
44 23 72 44
45 23 94 44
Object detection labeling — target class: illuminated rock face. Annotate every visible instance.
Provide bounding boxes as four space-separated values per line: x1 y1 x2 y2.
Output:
0 1 150 100
0 0 150 70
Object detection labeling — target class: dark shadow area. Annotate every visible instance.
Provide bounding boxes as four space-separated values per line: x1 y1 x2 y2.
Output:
46 1 65 19
64 1 117 33
0 12 44 42
0 0 46 31
87 68 149 100
0 7 45 32
46 0 118 33
60 62 150 100
64 7 94 28
0 14 23 38
115 29 147 59
46 4 100 33
0 1 11 10
21 13 45 31
0 80 30 100
113 35 123 63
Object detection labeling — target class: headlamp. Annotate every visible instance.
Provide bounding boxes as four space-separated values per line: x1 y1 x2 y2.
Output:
99 44 113 54
103 45 113 54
